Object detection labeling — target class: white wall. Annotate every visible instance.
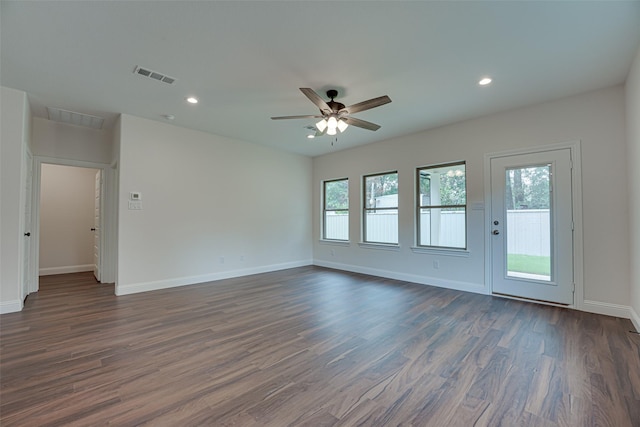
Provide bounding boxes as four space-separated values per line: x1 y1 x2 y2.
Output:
39 164 98 275
627 45 640 330
116 114 312 295
0 86 31 313
313 85 630 316
32 117 112 164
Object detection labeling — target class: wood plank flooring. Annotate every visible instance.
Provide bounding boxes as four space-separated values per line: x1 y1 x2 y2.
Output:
1 267 639 426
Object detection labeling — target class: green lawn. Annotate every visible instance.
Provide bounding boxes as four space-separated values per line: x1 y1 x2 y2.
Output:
507 254 551 276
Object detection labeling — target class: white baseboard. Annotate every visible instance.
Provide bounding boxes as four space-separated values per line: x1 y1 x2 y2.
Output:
582 300 631 320
39 264 93 276
313 260 487 295
630 306 640 332
115 259 313 296
0 299 23 314
313 261 638 324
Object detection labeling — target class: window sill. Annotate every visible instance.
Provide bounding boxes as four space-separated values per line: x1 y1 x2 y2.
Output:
358 242 401 251
319 239 350 247
410 246 470 257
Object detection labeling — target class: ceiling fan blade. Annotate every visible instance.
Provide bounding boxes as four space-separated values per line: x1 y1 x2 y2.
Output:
271 115 323 120
342 116 381 131
341 95 391 115
300 88 332 113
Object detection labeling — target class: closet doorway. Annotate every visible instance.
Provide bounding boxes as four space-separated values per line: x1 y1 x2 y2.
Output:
39 164 102 280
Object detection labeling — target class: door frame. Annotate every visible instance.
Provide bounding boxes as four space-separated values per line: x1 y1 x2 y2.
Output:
21 146 34 302
30 156 117 294
93 169 102 282
483 141 584 309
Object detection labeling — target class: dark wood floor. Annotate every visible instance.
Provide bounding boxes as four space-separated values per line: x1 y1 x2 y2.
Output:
1 267 638 426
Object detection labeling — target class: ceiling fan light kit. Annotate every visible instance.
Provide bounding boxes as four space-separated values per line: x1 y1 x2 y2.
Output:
271 88 391 137
316 118 327 132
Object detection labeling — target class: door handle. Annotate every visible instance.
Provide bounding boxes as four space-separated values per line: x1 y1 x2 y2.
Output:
24 232 31 237
492 230 500 235
91 228 96 231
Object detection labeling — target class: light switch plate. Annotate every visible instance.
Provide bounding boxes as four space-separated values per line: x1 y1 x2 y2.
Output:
128 201 143 210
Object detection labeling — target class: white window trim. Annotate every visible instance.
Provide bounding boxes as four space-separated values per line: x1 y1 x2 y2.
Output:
358 242 401 251
410 246 470 257
319 239 350 247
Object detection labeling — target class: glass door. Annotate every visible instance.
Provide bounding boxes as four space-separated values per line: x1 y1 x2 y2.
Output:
490 149 573 304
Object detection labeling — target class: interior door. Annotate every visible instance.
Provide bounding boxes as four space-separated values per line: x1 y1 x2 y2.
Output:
490 148 573 305
93 170 101 282
22 149 33 300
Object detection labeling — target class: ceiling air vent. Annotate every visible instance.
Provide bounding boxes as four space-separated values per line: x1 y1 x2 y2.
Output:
133 65 176 85
47 107 104 130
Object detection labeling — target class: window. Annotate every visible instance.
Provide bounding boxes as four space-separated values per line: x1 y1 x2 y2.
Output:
363 172 398 244
417 162 466 249
323 178 349 240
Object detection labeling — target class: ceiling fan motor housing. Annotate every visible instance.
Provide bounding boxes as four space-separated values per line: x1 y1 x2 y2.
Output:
325 90 345 113
325 101 345 114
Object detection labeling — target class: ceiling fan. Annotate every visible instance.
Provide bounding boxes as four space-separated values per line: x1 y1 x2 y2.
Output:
271 88 391 136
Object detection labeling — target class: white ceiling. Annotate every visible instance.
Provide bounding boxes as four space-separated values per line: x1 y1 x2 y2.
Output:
2 1 639 157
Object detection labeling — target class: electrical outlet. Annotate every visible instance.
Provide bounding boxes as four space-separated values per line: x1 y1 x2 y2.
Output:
219 256 225 264
330 249 335 256
433 260 440 269
240 255 245 262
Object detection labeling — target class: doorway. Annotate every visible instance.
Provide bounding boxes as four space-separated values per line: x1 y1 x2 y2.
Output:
29 157 116 296
486 144 582 305
39 164 101 279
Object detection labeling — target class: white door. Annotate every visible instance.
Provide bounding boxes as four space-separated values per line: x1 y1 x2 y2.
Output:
22 149 33 300
93 170 101 281
490 148 573 305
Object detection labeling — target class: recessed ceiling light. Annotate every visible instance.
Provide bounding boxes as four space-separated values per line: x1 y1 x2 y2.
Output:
478 77 493 86
307 134 315 139
186 96 199 104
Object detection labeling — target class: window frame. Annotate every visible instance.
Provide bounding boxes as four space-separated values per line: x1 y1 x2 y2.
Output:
416 161 467 250
322 177 349 241
362 170 399 245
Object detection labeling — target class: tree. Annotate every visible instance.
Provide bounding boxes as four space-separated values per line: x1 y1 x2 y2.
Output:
419 167 465 206
506 166 550 210
325 179 348 211
512 169 525 208
439 171 466 206
365 173 398 208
